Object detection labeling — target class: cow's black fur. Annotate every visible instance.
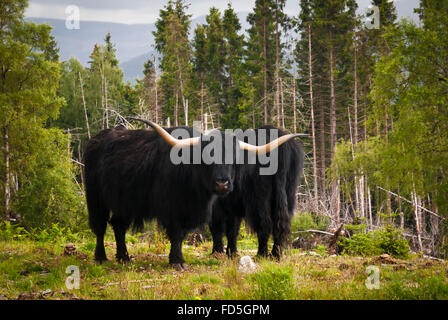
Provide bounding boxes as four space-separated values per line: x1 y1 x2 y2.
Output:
209 125 304 258
84 126 236 267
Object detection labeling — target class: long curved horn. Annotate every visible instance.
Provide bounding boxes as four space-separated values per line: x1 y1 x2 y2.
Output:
127 117 200 148
239 133 307 155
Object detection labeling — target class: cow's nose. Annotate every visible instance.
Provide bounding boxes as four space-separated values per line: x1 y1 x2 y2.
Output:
215 179 230 191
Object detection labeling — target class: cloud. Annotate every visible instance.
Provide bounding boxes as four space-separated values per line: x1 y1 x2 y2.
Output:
25 0 299 24
25 0 418 25
26 2 159 24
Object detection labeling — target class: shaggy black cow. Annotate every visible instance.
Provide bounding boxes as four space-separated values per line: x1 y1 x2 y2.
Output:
84 121 299 269
209 125 304 258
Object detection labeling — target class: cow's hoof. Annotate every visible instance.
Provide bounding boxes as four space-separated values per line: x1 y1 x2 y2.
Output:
226 251 240 259
95 257 108 264
271 252 281 260
210 251 226 259
116 255 130 263
255 253 270 260
172 263 188 271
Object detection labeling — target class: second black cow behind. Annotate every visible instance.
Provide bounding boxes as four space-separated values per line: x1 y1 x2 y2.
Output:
210 125 304 259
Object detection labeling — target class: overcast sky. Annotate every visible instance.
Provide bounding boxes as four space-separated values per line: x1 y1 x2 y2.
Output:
25 0 418 25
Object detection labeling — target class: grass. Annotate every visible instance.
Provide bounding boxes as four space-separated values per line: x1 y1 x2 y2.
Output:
0 234 447 300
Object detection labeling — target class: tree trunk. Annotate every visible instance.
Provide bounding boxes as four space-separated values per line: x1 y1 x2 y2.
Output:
328 33 339 221
252 83 256 128
368 184 373 229
353 31 363 217
308 25 318 202
263 16 268 125
329 37 336 160
176 55 187 126
319 93 326 191
292 65 297 133
200 80 204 128
78 72 91 140
3 125 10 220
104 77 109 128
274 3 280 128
184 99 189 126
353 30 359 145
174 91 179 126
412 191 424 252
280 78 285 129
154 56 159 124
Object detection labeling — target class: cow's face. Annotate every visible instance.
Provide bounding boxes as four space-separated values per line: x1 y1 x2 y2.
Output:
199 132 236 196
209 163 235 196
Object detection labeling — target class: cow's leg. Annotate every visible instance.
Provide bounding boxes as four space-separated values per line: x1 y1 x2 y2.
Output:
167 229 187 270
209 210 225 254
89 207 109 263
110 215 130 262
272 182 290 259
257 231 270 258
226 215 242 258
271 216 291 259
254 209 272 258
94 227 107 263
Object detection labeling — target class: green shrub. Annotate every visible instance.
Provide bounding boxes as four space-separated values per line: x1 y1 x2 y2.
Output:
0 221 81 244
340 225 409 258
374 225 410 258
291 212 330 233
28 223 79 244
0 221 29 241
315 244 328 257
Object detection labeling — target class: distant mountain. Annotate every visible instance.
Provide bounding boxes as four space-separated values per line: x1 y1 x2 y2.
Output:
26 13 250 84
27 18 155 66
120 52 155 83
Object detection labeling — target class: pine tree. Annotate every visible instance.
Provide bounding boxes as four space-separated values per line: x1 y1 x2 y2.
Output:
246 0 276 125
153 0 192 126
221 4 245 128
192 24 208 126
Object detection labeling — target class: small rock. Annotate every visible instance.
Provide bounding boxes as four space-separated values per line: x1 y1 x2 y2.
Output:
187 232 204 247
17 293 35 300
64 243 77 256
375 253 397 264
238 256 257 274
393 264 407 270
329 254 337 258
308 251 320 256
40 289 52 297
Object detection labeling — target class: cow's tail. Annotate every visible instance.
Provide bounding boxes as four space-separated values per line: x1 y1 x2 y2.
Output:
84 136 110 236
272 149 292 253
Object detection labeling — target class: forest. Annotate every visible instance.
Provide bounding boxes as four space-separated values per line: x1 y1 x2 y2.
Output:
0 0 448 300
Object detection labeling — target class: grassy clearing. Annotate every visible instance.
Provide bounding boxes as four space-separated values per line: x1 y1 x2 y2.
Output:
0 235 447 300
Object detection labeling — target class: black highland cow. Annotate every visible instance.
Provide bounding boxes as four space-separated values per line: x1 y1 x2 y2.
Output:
209 125 304 259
